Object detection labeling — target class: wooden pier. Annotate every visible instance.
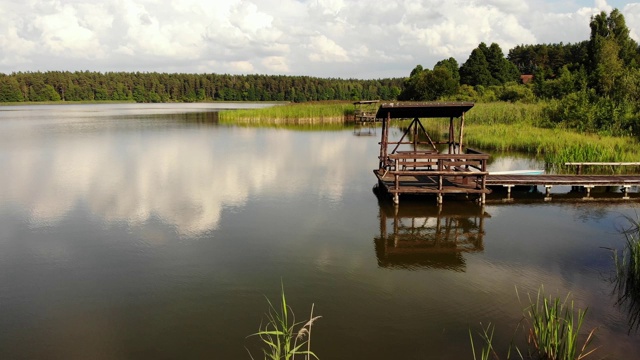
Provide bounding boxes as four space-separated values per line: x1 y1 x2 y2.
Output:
487 174 640 200
374 102 491 204
373 102 640 204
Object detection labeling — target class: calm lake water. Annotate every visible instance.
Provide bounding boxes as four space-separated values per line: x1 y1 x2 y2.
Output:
0 103 638 359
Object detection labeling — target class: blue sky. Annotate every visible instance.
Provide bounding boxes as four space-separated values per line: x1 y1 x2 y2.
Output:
1 0 639 79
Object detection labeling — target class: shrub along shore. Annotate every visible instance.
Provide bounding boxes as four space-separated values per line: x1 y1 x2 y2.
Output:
219 101 640 166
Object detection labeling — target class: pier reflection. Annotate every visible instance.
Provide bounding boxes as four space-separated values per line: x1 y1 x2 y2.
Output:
374 196 490 271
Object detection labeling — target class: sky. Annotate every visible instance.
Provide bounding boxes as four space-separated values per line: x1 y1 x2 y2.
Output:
1 0 639 79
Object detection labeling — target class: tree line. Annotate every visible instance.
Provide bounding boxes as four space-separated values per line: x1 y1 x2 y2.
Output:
399 9 640 137
0 72 403 103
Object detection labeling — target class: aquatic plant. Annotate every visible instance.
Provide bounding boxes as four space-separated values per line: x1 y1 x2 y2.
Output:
248 284 321 360
469 287 596 360
219 101 353 124
612 214 640 333
521 288 596 360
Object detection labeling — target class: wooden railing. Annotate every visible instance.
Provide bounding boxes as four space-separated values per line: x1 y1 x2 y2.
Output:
381 152 489 193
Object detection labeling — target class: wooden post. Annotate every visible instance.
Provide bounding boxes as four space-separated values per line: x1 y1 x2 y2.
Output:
411 118 420 152
448 117 454 154
458 112 465 154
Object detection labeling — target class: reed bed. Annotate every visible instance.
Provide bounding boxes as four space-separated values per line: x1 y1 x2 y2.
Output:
612 215 640 333
522 289 596 360
466 102 547 126
219 101 353 123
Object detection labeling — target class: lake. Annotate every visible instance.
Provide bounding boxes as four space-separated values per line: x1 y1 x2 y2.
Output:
0 103 638 359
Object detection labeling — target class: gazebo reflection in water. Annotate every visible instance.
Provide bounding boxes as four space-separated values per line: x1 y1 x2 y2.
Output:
374 190 490 271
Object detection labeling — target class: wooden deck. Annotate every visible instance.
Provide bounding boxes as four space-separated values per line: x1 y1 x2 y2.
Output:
486 174 640 186
376 171 640 204
486 174 640 199
375 171 490 194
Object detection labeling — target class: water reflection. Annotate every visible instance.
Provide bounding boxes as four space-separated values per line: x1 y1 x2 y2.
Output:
0 112 374 237
374 193 489 271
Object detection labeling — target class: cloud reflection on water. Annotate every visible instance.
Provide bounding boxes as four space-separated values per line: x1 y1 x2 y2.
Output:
0 119 372 237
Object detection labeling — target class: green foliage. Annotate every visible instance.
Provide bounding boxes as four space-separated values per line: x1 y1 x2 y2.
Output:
587 9 639 95
612 216 640 333
453 102 640 165
508 42 588 76
542 90 639 136
534 66 586 100
523 288 596 360
248 284 321 360
460 46 494 87
469 323 501 360
495 83 535 103
218 101 353 124
399 62 459 101
461 43 518 87
469 287 597 360
435 57 461 83
0 76 23 102
0 71 403 104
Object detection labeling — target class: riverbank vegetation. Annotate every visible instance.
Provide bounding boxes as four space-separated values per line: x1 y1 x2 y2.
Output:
218 101 353 124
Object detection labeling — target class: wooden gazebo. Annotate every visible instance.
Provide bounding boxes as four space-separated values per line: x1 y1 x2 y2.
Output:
374 102 491 205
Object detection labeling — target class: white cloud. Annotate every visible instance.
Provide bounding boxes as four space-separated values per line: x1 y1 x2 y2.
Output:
0 0 637 78
308 35 350 62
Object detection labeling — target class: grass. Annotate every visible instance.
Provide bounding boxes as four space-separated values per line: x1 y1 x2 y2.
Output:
219 101 353 124
470 287 597 360
423 120 639 167
522 288 596 360
248 284 321 360
612 214 640 333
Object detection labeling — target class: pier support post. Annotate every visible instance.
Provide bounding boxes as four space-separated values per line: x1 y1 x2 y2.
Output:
503 185 514 202
480 193 486 205
544 185 552 202
623 186 630 200
437 193 443 205
393 193 399 205
585 186 593 199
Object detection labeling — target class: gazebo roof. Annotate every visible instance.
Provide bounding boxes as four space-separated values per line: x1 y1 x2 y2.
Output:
375 102 474 119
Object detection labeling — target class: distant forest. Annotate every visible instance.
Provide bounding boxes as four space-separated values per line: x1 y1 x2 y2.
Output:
0 71 403 103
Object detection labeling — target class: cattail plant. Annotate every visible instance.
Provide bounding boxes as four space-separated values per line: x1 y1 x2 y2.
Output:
248 283 321 360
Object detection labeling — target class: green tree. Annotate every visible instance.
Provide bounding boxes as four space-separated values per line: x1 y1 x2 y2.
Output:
460 46 493 86
485 43 520 84
0 76 24 102
588 9 639 93
398 64 457 101
594 37 624 96
434 57 460 84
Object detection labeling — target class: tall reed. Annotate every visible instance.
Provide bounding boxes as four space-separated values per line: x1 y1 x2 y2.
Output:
219 101 353 123
469 287 597 360
521 288 596 360
248 284 321 360
612 215 640 333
